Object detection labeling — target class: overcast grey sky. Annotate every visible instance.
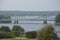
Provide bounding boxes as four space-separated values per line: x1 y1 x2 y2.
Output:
0 0 60 11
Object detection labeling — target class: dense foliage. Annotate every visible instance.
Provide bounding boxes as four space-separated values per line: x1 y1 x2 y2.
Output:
0 25 24 38
0 26 11 32
37 25 59 40
0 15 11 23
0 15 11 19
0 31 14 38
0 26 13 38
12 25 24 37
25 31 37 38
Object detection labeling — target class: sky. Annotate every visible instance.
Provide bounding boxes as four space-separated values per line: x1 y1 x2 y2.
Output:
0 0 60 11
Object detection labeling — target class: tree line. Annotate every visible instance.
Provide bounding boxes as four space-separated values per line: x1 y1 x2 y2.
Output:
0 25 24 38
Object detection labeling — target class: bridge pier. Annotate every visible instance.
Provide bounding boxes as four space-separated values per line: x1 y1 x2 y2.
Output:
12 21 19 23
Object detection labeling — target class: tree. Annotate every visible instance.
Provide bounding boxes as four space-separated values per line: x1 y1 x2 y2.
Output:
0 15 11 23
0 26 11 32
0 26 14 38
12 25 24 37
55 14 60 23
37 25 59 40
0 15 11 19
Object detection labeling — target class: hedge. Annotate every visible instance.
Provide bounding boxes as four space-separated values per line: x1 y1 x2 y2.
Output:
25 31 37 38
0 31 14 38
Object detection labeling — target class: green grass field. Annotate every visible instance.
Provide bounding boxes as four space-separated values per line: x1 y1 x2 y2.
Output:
0 38 37 40
0 38 60 40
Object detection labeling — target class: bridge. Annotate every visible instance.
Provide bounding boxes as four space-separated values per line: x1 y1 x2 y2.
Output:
0 16 55 24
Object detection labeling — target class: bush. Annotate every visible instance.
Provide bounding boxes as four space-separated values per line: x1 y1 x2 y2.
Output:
25 31 37 38
37 25 59 40
0 31 14 38
12 25 24 37
0 26 11 32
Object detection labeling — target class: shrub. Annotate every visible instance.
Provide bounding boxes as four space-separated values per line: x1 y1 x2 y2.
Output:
0 31 14 38
25 31 37 38
12 25 24 37
37 25 59 40
0 26 11 32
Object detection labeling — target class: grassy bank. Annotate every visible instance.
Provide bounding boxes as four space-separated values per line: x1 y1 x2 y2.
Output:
0 37 37 40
